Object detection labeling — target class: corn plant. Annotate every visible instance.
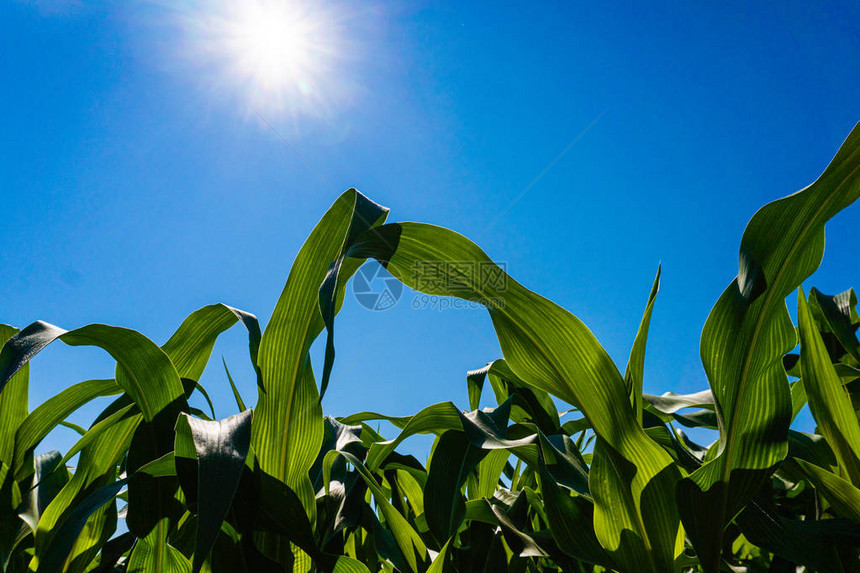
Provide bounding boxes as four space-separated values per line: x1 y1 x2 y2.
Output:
0 122 859 572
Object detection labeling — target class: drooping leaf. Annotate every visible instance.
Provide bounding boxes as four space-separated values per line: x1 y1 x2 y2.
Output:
343 220 681 571
317 191 389 400
161 303 262 388
0 321 184 422
252 189 388 561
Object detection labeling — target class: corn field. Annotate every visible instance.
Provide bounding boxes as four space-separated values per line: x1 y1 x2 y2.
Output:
1 122 860 572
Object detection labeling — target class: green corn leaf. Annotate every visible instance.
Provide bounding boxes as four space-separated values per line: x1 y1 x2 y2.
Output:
33 414 140 572
467 367 486 412
58 421 87 435
794 457 860 521
127 520 192 573
735 493 855 572
0 461 23 569
125 402 187 548
470 449 509 501
809 287 860 365
323 450 429 572
798 287 860 486
51 406 134 474
174 409 253 573
424 430 487 543
252 189 387 549
679 122 860 572
0 325 28 468
193 383 216 420
486 494 548 559
643 389 714 416
535 451 612 568
0 321 184 422
137 452 178 478
18 451 69 534
343 221 682 571
425 538 452 573
317 191 389 400
340 402 463 471
222 358 247 412
161 303 262 387
12 378 121 479
625 265 661 424
482 359 561 434
125 303 260 570
32 477 125 573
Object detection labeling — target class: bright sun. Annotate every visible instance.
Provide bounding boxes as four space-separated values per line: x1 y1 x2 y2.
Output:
226 2 319 96
172 0 360 120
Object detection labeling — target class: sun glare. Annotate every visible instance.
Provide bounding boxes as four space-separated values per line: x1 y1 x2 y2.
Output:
170 0 362 121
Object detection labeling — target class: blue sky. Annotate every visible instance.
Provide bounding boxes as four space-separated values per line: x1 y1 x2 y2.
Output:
2 1 859 456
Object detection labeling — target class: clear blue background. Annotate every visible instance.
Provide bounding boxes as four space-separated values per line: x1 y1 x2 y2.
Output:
2 1 859 456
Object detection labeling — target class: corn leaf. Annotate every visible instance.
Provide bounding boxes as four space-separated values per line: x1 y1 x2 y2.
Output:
625 265 661 423
679 122 860 571
174 409 253 573
0 321 184 422
344 221 682 571
798 287 860 486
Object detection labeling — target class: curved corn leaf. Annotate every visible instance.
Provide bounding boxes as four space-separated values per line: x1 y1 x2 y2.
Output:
343 221 681 571
0 321 184 422
252 190 387 530
162 303 262 387
680 122 860 571
482 359 561 434
340 402 462 471
318 192 389 400
50 405 136 474
644 390 714 415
